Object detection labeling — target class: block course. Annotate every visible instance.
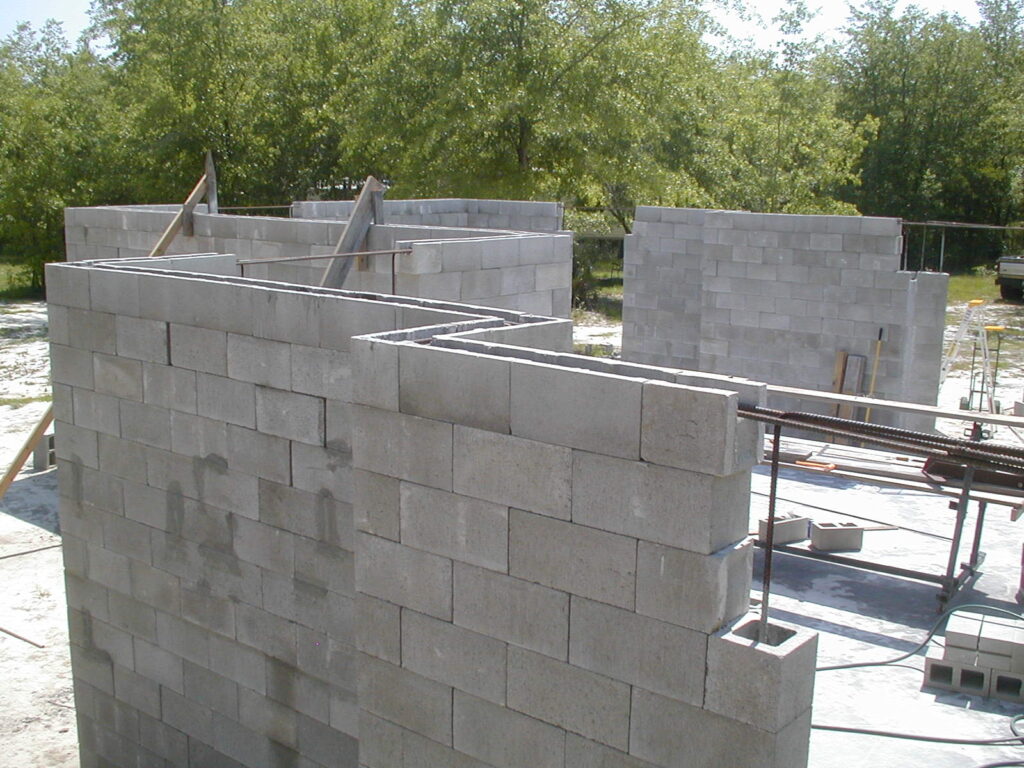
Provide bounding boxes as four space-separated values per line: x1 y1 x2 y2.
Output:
52 255 816 768
622 206 947 429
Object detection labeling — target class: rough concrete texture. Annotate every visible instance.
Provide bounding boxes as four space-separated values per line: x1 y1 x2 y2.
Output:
50 248 817 767
622 206 948 430
65 201 573 317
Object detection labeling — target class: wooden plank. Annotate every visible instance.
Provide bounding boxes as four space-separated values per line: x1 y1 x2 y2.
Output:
149 173 208 257
0 405 53 502
179 173 209 238
321 176 385 288
837 354 867 422
766 384 1024 429
205 151 219 214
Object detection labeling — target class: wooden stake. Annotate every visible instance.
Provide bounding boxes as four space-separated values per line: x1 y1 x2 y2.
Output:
320 176 386 288
0 405 53 502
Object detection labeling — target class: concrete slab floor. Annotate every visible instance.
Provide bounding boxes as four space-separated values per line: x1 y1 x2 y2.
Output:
752 466 1024 768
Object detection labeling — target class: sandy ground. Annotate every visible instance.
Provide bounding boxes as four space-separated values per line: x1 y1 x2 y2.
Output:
0 300 75 768
3 298 1024 767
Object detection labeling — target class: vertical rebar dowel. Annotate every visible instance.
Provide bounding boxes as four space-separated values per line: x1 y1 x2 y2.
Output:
759 423 783 642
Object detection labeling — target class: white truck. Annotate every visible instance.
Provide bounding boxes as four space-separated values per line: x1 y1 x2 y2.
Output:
996 255 1024 300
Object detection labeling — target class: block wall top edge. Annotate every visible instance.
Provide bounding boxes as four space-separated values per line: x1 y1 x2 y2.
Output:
633 204 900 225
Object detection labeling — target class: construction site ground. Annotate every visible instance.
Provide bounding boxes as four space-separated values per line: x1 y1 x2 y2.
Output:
3 298 1024 767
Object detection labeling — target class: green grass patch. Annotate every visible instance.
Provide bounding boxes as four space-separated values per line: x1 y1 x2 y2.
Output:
0 260 44 300
947 272 1000 305
0 395 51 408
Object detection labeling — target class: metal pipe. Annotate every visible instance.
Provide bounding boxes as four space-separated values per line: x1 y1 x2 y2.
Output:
759 423 782 641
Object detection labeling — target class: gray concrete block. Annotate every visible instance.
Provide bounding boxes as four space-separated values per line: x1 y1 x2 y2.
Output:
351 405 453 491
180 582 235 638
238 685 297 748
291 344 351 400
453 691 565 768
97 434 146 483
93 354 143 402
510 509 636 610
573 450 751 555
208 634 266 694
357 532 452 620
630 687 811 768
252 288 322 347
233 516 294 575
73 389 121 436
402 609 507 703
89 269 140 316
142 363 197 413
360 711 491 768
133 637 184 694
400 483 508 572
511 361 643 459
507 646 631 750
115 315 168 364
569 596 706 705
112 663 161 718
356 594 401 664
256 386 325 445
55 422 100 468
351 336 399 411
46 263 91 308
353 469 400 541
51 344 95 389
118 401 170 450
398 343 511 433
453 425 570 519
169 324 227 375
226 424 291 484
258 479 352 548
235 603 297 665
196 373 256 428
358 653 453 745
170 410 227 458
319 298 398 352
704 615 818 731
641 381 751 476
66 308 116 353
291 441 351 502
453 562 568 660
565 733 658 768
227 334 291 389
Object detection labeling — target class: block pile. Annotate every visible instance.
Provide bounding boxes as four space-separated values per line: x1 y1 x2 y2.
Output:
925 613 1024 701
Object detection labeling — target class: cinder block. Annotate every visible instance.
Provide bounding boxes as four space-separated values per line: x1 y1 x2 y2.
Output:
97 434 146 482
510 509 636 609
118 401 170 450
226 424 290 484
51 344 95 389
453 691 565 768
569 596 705 704
453 562 568 660
353 469 400 540
196 373 256 428
319 298 398 352
992 669 1024 703
258 479 352 548
115 316 168 364
46 263 91 308
757 514 810 545
92 358 143 411
170 410 227 458
356 594 401 664
133 637 184 694
510 361 643 459
180 582 235 638
255 386 324 445
507 645 631 750
357 532 452 620
238 686 297 748
630 687 812 768
67 308 117 353
142 363 197 413
358 654 452 745
235 604 297 665
291 441 351 502
924 647 991 696
810 522 864 552
208 634 266 694
641 381 751 476
398 344 511 433
351 405 453 491
351 336 399 411
112 663 160 718
169 324 227 375
400 483 508 572
565 733 658 768
252 288 322 347
705 615 818 731
227 334 291 389
360 711 491 768
291 344 351 400
453 425 570 520
572 450 750 555
980 616 1021 656
73 389 121 436
55 421 100 468
402 609 507 703
233 516 294 574
90 269 140 316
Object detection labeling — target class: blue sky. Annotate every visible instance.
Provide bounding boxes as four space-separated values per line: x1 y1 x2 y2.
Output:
0 0 984 46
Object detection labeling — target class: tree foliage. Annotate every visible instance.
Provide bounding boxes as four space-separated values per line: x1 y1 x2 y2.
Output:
1 0 1023 286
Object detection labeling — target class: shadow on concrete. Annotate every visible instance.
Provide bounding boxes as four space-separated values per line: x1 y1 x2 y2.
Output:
0 469 59 536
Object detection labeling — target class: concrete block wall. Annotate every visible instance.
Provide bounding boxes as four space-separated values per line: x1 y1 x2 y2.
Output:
291 198 564 233
52 254 818 768
352 329 818 767
622 206 948 428
64 206 572 317
47 260 557 768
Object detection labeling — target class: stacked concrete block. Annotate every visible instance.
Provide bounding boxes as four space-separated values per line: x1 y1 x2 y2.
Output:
622 206 948 429
292 198 564 233
65 204 573 318
926 613 1024 701
49 261 515 768
353 334 817 768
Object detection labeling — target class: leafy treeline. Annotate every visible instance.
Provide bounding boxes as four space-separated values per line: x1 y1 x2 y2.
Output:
2 0 1023 286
